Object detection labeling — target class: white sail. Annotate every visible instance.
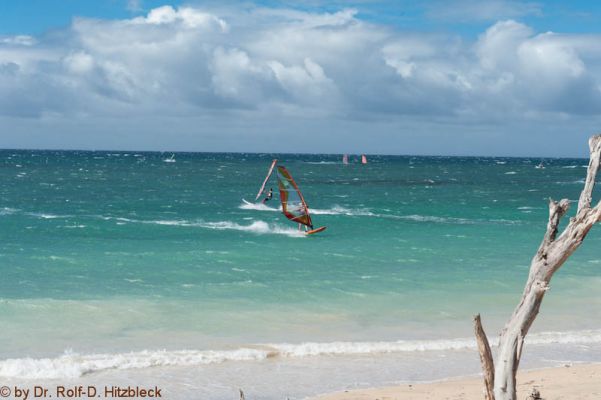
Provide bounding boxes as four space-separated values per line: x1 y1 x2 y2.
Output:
255 159 278 201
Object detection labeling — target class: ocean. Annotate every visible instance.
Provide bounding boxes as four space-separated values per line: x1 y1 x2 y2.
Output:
1 150 600 399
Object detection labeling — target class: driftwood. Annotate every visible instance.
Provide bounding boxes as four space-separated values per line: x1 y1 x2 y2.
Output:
474 135 601 400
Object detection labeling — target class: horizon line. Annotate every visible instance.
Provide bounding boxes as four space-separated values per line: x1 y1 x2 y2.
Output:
0 147 590 160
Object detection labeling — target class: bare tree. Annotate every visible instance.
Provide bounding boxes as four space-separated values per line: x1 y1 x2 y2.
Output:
474 135 601 400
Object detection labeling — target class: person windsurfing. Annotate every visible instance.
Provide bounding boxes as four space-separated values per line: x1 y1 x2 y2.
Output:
262 188 273 204
296 203 313 231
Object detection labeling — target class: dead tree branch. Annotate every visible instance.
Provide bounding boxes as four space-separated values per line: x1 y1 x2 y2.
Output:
474 134 601 400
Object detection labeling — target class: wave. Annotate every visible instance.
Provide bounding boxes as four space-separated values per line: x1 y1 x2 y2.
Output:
240 201 373 217
379 214 475 225
0 207 18 216
196 220 304 237
241 202 522 225
98 213 304 237
311 206 374 216
239 200 280 212
26 212 72 219
2 329 601 379
0 210 74 220
0 348 270 380
556 179 585 185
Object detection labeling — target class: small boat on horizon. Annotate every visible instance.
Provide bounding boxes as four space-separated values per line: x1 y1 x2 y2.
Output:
163 154 176 163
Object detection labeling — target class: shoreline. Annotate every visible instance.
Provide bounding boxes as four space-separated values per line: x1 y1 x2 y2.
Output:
310 363 601 400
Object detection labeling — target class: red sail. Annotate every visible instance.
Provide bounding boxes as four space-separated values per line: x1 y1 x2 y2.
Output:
276 166 313 227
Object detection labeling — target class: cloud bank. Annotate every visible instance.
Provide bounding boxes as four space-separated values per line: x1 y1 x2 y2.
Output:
1 4 601 155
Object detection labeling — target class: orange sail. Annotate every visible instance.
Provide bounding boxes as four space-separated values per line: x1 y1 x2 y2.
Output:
276 166 313 227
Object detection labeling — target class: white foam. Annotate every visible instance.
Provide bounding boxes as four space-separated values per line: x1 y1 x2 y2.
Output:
386 214 475 225
239 200 280 212
26 212 71 219
0 207 18 216
240 200 373 217
0 348 270 380
2 329 600 380
310 206 374 216
505 171 517 175
198 220 304 237
97 214 304 237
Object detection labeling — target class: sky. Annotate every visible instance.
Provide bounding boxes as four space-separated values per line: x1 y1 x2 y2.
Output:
1 0 601 156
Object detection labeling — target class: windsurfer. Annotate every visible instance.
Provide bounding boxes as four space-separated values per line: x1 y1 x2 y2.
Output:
262 188 273 204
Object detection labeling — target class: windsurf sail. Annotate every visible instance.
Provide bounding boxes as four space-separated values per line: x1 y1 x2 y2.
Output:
255 159 278 201
361 154 367 164
276 166 313 227
342 154 348 164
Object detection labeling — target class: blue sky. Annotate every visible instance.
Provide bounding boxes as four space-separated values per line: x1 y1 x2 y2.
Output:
3 1 601 37
1 1 601 156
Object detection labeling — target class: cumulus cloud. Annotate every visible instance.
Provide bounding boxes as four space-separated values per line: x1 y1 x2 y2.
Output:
1 4 601 154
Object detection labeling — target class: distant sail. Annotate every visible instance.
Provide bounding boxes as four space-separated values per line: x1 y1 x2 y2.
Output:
361 154 367 164
342 154 349 164
276 166 313 227
255 159 278 201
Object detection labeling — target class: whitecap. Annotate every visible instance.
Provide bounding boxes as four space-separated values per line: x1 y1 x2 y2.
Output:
0 330 600 378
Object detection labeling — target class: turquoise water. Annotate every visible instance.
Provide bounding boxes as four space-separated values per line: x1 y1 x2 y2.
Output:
1 150 600 398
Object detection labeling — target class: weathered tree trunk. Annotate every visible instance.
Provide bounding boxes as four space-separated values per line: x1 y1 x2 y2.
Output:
475 135 601 400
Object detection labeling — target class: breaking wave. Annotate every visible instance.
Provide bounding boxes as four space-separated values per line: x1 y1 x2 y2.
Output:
194 220 304 237
240 201 374 217
98 214 304 237
2 329 600 379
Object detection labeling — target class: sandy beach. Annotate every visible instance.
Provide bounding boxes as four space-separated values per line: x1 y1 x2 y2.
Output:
311 363 601 400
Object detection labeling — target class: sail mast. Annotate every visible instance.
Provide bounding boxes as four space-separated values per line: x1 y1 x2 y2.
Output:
255 159 278 201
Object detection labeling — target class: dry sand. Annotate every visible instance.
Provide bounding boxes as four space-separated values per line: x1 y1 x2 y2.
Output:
311 363 601 400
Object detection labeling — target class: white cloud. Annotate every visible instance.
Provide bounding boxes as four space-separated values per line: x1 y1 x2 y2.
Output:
1 5 601 154
134 5 228 31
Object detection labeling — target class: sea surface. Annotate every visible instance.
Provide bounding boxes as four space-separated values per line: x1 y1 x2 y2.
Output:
1 150 600 399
